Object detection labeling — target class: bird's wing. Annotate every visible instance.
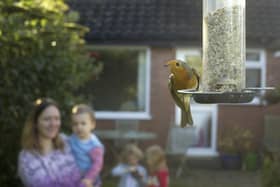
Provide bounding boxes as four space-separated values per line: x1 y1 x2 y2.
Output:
180 60 191 70
169 74 193 127
181 61 200 90
192 68 200 90
168 74 185 109
180 61 193 80
182 94 193 126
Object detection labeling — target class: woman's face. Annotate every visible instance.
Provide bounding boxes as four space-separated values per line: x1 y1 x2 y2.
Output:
37 105 61 140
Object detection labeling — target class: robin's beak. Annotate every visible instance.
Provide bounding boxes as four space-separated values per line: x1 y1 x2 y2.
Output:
164 62 169 67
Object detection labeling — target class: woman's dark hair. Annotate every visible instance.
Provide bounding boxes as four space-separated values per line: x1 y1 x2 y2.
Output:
21 98 64 152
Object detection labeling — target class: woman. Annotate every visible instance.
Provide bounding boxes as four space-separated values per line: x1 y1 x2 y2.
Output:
18 98 87 187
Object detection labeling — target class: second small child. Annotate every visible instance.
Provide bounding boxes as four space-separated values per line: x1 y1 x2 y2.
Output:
146 145 169 187
112 144 147 187
69 104 104 187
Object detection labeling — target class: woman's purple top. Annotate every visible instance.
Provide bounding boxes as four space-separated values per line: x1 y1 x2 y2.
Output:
18 136 84 187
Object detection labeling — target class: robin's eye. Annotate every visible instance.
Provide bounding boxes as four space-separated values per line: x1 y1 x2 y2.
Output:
176 62 180 66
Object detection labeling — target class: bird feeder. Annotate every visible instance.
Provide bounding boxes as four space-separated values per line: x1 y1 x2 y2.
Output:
202 0 245 92
179 0 274 103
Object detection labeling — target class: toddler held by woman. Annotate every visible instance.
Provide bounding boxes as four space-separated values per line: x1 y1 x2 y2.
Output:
69 104 104 187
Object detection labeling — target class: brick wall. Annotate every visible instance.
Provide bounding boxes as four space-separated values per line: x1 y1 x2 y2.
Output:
96 48 280 153
140 47 175 148
218 49 280 151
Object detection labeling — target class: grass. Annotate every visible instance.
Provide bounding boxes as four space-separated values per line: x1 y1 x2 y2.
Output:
102 178 187 187
102 169 261 187
101 154 261 187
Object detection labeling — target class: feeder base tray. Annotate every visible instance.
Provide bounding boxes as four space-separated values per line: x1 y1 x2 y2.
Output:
178 87 274 104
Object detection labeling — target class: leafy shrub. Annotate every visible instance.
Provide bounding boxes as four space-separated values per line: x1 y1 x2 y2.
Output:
264 86 280 105
218 125 254 155
0 0 96 186
261 153 280 187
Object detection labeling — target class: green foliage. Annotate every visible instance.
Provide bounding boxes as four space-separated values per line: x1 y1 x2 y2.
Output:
264 86 280 105
261 153 280 187
0 0 95 186
218 125 254 155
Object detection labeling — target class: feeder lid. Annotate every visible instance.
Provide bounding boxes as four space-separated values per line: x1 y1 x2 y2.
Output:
178 87 275 104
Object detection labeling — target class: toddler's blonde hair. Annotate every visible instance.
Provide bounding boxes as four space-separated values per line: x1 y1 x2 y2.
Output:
71 104 96 122
120 143 143 164
146 145 167 173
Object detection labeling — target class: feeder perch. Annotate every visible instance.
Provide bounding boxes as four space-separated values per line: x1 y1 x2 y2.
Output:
178 0 274 103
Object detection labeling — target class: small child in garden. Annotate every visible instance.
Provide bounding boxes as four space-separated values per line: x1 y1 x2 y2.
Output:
146 145 169 187
69 104 104 187
111 143 147 187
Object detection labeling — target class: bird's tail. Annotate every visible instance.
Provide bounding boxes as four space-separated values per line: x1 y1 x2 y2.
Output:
168 75 193 127
180 95 193 127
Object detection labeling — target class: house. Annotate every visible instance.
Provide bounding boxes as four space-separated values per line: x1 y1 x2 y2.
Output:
68 0 280 158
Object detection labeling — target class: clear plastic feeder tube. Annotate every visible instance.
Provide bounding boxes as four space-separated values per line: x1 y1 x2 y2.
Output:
202 0 246 92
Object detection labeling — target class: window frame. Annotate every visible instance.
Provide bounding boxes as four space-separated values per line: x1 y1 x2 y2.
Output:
175 48 218 157
86 45 152 120
244 48 266 105
174 48 266 156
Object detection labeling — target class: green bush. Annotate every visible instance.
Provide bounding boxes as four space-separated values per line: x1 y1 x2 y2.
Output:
261 153 280 187
0 0 96 186
264 86 280 105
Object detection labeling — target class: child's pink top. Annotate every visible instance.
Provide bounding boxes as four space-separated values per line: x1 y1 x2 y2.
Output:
148 169 169 187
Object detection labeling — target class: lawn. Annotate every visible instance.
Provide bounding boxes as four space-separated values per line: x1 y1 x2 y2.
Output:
102 178 187 187
102 169 261 187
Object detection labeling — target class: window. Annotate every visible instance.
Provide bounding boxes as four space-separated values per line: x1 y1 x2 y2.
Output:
176 48 218 157
81 46 151 119
245 49 266 104
246 49 266 88
174 48 266 156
